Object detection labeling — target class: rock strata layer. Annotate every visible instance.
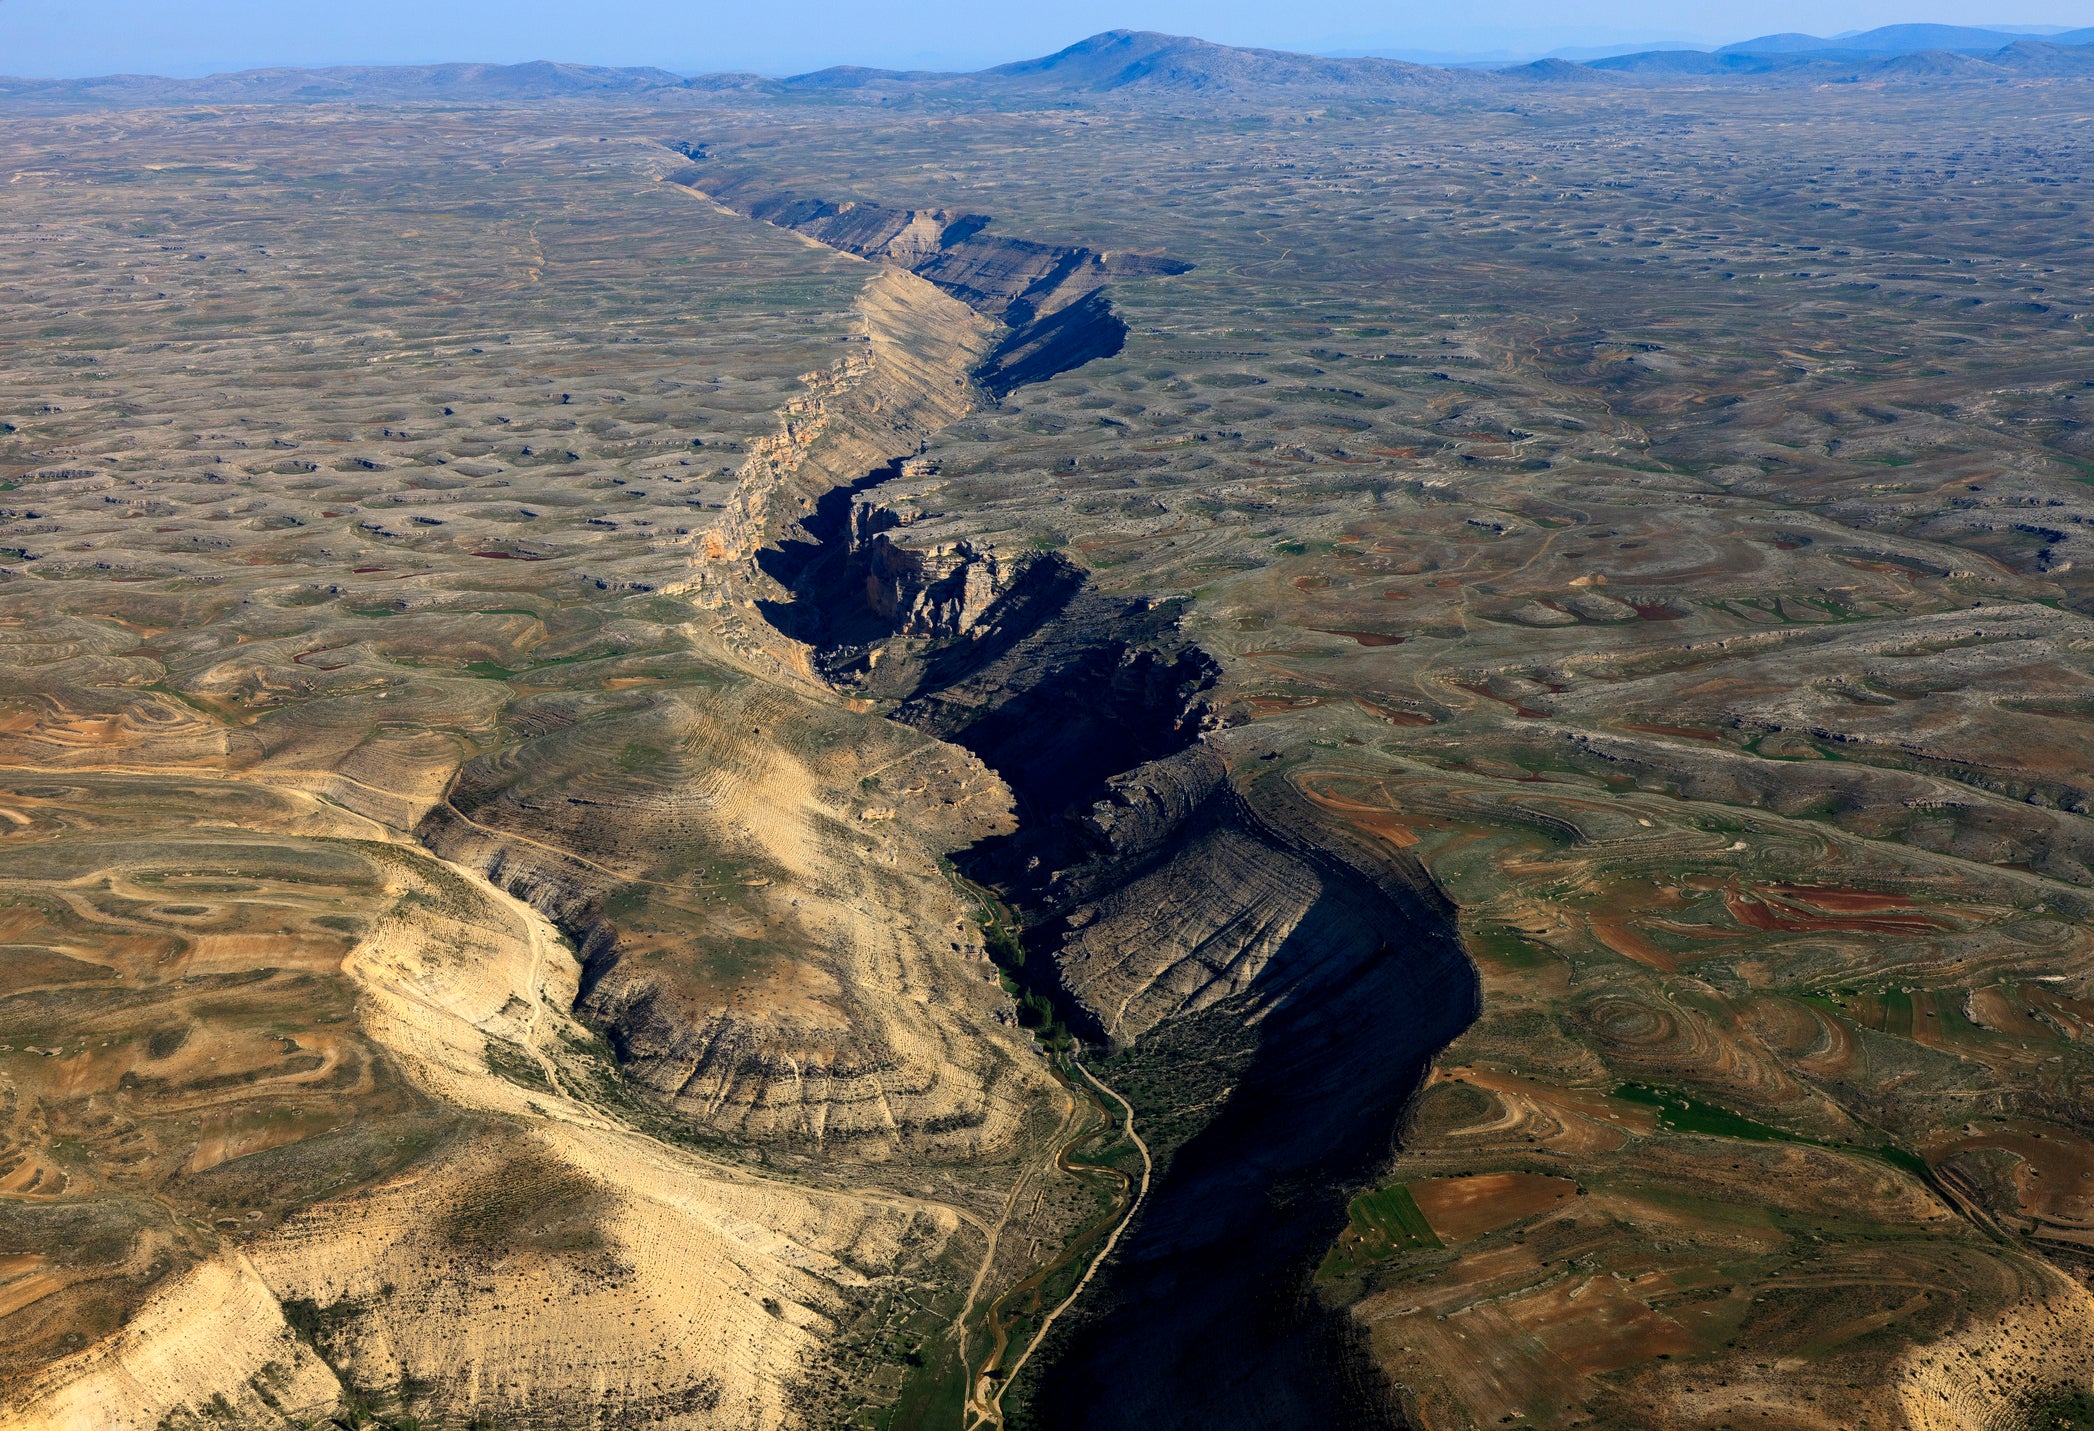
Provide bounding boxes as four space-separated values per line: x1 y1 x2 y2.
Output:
673 166 1190 396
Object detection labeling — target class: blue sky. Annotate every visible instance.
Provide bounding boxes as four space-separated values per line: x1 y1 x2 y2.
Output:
0 0 2084 77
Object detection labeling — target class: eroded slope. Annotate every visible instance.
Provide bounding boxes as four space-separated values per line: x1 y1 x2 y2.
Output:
0 108 1084 1431
7 70 2094 1431
685 87 2094 1430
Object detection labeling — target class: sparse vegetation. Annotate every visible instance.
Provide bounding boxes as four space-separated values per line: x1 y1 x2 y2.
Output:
5 44 2094 1431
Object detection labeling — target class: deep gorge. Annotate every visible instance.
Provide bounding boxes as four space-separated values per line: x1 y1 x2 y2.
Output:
756 393 1479 1430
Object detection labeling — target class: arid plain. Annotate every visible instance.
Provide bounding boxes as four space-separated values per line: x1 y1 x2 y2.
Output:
2 38 2094 1431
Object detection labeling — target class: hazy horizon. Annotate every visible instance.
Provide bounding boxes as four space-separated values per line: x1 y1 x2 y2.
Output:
0 0 2086 79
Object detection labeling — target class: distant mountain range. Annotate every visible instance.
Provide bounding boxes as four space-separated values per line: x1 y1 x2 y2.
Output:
0 33 1484 107
783 30 1480 98
1716 21 2094 55
1471 20 2094 84
1564 25 2094 81
0 60 737 107
2 25 2092 108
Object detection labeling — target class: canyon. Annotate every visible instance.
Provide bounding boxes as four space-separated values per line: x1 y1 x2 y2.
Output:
1 34 2093 1431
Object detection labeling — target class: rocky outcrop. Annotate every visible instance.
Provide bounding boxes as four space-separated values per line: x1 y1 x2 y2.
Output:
690 159 1465 1431
889 592 1220 826
1061 770 1379 1042
394 263 1054 1164
1020 752 1472 1431
688 267 993 569
730 348 1471 1431
673 167 1190 395
975 290 1131 398
776 483 1468 1429
418 671 1040 1160
858 535 1014 638
982 743 1463 1047
0 1255 341 1431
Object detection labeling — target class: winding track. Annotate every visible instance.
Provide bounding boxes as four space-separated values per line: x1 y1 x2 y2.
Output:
968 1060 1153 1431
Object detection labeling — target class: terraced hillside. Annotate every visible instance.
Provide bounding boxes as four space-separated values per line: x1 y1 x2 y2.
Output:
673 79 2094 1431
0 50 2092 1431
0 108 1102 1431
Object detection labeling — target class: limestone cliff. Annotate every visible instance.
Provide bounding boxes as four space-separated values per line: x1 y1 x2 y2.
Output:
674 165 1190 397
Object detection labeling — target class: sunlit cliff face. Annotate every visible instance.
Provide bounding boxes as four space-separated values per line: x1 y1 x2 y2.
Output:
4 52 2094 1431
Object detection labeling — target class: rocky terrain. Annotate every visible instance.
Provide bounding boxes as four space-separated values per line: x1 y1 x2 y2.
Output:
2 34 2094 1431
0 110 1093 1431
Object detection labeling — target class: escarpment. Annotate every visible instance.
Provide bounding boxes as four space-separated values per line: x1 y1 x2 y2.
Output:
0 232 1029 1422
748 309 1474 1428
644 169 1459 1426
1022 760 1474 1431
404 267 1055 1162
974 289 1130 398
1012 748 1460 1047
833 524 1474 1422
419 677 1042 1159
16 76 2094 1431
668 162 1190 396
694 266 994 568
777 526 1475 1425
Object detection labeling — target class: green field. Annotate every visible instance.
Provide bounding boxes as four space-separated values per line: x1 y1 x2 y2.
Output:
1616 1085 1928 1178
1318 1183 1442 1280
